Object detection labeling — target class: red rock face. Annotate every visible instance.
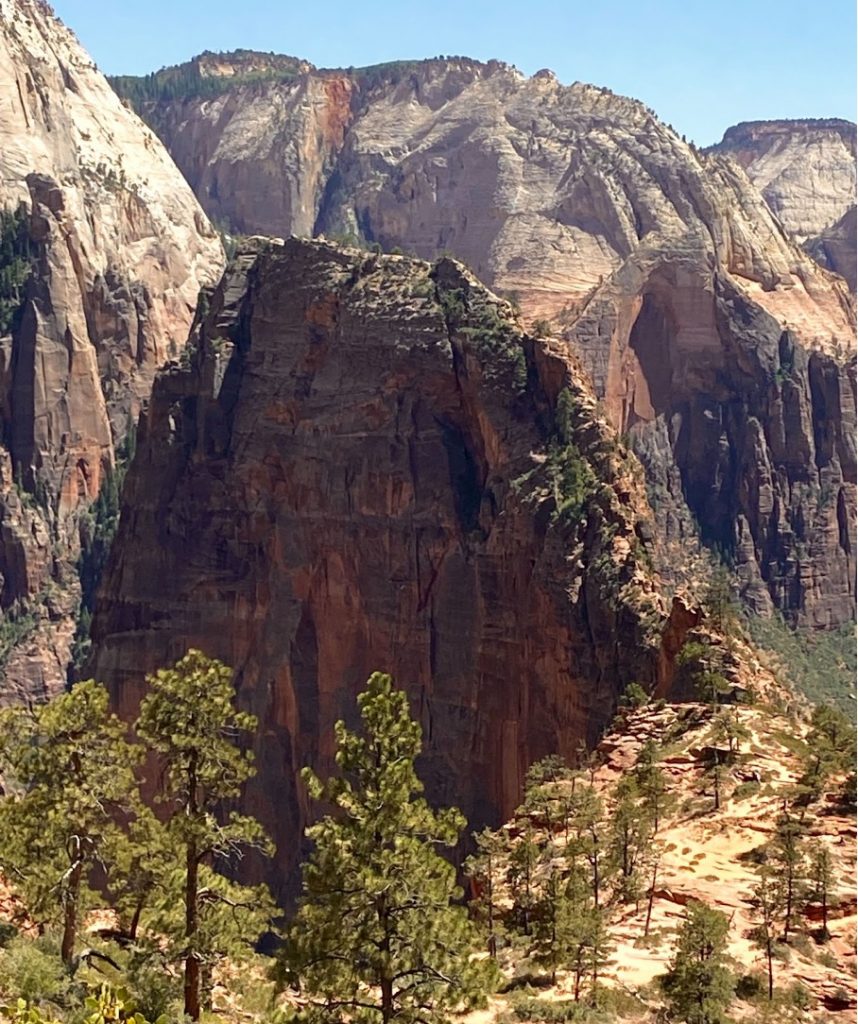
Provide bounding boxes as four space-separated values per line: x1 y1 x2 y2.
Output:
90 240 680 896
124 60 856 633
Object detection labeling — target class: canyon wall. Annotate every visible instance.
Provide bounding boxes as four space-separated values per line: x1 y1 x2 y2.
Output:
114 57 856 629
711 118 856 243
0 0 223 700
89 239 686 894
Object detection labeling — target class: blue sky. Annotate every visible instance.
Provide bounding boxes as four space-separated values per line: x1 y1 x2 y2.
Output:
52 0 856 145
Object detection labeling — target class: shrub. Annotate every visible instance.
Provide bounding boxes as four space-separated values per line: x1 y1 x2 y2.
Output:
619 682 650 709
735 972 765 999
0 936 70 1008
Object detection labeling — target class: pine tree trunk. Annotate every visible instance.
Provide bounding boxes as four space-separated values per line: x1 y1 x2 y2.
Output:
378 895 394 1024
129 897 144 941
783 872 793 941
184 750 201 1022
381 973 394 1023
590 830 600 908
644 861 657 938
766 938 773 999
61 857 83 964
487 865 497 958
184 840 200 1021
821 885 829 939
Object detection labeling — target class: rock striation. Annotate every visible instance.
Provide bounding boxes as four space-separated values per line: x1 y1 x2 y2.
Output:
115 56 856 629
804 207 857 292
710 118 856 243
90 239 689 894
0 0 223 700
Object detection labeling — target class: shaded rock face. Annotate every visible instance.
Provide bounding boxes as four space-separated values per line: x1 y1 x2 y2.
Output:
119 56 856 631
804 208 857 292
710 119 856 244
578 265 856 627
0 0 223 699
90 240 679 895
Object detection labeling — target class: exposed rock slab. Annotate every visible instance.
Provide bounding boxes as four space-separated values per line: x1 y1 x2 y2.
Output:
711 118 856 243
0 0 223 697
120 57 856 630
804 206 857 292
90 240 686 895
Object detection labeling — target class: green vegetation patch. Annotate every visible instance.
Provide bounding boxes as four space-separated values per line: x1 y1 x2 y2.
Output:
747 614 856 712
108 56 303 107
0 205 34 335
431 267 528 394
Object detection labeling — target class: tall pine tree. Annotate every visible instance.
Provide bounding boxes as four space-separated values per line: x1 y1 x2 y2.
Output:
135 649 273 1021
283 672 495 1024
0 681 139 964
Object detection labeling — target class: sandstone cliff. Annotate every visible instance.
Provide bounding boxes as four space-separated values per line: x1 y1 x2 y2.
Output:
112 56 856 631
711 118 856 244
0 0 223 700
89 238 695 895
804 207 857 292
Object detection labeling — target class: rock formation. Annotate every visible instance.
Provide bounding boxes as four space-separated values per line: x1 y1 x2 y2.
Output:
89 238 692 894
0 0 223 700
711 118 856 243
111 56 856 630
804 208 857 292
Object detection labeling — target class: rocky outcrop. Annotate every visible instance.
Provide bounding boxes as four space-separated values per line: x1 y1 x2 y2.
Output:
711 118 856 244
0 0 223 698
89 239 687 894
565 218 856 629
804 207 857 292
115 55 855 630
123 61 852 345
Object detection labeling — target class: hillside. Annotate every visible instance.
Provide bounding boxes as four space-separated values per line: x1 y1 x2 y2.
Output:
0 693 853 1023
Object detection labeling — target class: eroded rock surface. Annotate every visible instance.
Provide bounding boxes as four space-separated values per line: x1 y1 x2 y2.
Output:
804 207 857 292
90 240 687 894
0 0 223 698
118 56 856 630
711 118 856 243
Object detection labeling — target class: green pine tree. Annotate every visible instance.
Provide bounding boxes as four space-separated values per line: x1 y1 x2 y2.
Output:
282 672 495 1024
531 860 573 985
807 840 836 941
608 777 651 903
663 900 734 1024
566 783 607 908
769 810 805 942
104 804 177 942
464 827 506 958
135 649 273 1021
710 708 751 763
0 681 140 964
750 866 784 1000
798 704 856 802
634 740 677 834
507 810 542 937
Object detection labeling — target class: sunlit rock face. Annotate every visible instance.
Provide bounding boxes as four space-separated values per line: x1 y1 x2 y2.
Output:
711 118 856 243
123 55 856 630
0 0 223 700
